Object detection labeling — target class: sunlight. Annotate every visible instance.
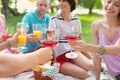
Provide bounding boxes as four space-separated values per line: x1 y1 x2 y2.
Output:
11 0 36 13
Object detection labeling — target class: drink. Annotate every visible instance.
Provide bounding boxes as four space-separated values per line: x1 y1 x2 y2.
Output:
33 31 42 39
41 40 58 48
65 35 78 42
18 35 26 46
64 35 78 59
46 30 54 35
2 34 12 41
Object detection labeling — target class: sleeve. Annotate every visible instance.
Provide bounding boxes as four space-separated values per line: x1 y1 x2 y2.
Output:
78 20 82 34
48 19 57 31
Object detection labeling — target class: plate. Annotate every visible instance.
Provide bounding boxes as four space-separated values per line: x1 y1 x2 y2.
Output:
65 52 78 59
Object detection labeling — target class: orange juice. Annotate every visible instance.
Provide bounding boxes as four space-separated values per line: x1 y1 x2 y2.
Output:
33 31 42 39
18 35 26 46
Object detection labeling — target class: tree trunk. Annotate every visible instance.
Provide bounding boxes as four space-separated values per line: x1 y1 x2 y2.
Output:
88 0 96 15
2 0 9 19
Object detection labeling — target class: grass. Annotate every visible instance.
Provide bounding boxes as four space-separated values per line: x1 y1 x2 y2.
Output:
6 13 103 43
77 13 103 43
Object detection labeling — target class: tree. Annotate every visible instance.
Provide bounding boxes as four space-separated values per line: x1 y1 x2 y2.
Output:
78 0 102 15
1 0 19 19
2 0 9 19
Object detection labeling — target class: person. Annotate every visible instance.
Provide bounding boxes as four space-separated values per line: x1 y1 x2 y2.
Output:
92 0 120 80
71 0 120 80
0 5 6 35
0 32 53 77
21 0 50 53
0 4 19 54
48 0 94 79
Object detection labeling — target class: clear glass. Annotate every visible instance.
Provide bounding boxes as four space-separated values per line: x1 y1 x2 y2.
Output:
62 23 80 59
16 22 28 49
32 24 42 39
40 29 59 48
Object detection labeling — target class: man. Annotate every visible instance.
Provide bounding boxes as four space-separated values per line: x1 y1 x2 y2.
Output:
21 0 50 53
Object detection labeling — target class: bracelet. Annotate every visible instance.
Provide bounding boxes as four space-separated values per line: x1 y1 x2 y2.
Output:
98 44 106 57
6 39 11 48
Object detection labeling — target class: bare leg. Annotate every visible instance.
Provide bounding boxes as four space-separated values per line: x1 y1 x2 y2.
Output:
60 62 88 79
72 52 94 71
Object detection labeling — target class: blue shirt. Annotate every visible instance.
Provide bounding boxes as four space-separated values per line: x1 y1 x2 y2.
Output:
21 10 50 53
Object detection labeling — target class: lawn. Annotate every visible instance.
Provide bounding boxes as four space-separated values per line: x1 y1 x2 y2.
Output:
6 13 103 43
77 13 103 43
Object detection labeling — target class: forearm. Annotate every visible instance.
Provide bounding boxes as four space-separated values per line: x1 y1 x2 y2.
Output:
0 40 10 51
87 44 120 55
0 38 17 51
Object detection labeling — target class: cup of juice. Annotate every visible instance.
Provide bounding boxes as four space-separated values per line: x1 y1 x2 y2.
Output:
17 35 27 46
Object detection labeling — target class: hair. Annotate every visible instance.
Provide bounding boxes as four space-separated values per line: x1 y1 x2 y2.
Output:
67 0 77 12
37 0 50 3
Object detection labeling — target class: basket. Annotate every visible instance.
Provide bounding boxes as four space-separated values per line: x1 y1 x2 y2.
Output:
33 46 56 80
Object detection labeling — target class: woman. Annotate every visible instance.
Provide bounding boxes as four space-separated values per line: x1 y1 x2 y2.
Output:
49 0 94 79
0 32 53 77
72 0 120 80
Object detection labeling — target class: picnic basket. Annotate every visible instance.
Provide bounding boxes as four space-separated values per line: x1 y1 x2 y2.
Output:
32 46 57 80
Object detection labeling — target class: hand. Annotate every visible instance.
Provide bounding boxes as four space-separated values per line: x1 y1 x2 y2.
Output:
70 40 88 52
9 32 20 46
27 34 40 42
35 47 53 65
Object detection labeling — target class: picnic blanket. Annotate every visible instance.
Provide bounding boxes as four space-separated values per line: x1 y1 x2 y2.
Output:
0 71 111 80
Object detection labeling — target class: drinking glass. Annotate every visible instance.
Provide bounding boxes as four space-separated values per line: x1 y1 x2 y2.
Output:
41 29 59 48
62 24 80 59
32 24 42 39
2 27 14 41
16 22 28 49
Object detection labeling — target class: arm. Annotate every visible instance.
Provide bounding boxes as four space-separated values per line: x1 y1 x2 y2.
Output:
92 21 101 80
0 47 53 77
0 32 19 51
86 39 120 55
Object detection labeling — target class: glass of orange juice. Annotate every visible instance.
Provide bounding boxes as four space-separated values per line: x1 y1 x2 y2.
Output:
32 24 42 39
16 22 28 49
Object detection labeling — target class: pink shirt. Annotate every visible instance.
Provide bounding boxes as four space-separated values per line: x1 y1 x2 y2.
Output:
0 20 6 35
99 29 120 76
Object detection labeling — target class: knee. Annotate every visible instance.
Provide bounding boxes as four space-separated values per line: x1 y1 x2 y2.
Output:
77 71 88 79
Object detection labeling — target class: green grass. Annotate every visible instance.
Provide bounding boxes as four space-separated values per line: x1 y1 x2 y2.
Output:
6 13 103 43
77 14 103 43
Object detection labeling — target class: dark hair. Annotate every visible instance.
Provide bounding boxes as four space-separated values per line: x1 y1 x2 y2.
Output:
67 0 76 12
118 13 120 18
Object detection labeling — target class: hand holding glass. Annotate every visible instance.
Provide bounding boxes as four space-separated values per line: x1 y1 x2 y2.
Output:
16 23 28 49
63 25 79 59
32 24 42 39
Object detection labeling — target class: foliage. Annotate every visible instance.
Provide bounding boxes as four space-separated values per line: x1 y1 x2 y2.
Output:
76 13 103 43
78 0 102 14
29 0 36 2
94 0 103 9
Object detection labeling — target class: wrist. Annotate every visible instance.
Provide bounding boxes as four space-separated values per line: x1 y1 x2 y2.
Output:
98 44 106 57
6 39 12 48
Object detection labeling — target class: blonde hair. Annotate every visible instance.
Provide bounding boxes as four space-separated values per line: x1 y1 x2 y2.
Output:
37 0 50 3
